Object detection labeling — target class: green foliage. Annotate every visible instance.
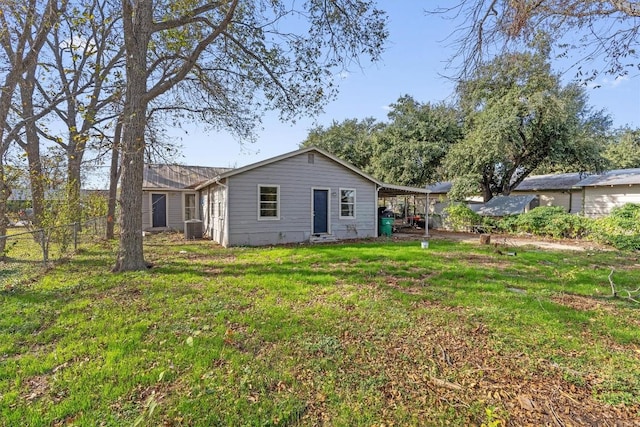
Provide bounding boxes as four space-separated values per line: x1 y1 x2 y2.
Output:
81 191 108 220
300 118 381 170
368 95 463 186
443 203 481 231
506 206 590 238
589 204 640 250
300 95 463 187
446 43 610 201
603 128 640 169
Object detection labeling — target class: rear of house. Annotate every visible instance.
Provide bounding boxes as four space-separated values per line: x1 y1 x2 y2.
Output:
198 147 379 247
142 164 230 232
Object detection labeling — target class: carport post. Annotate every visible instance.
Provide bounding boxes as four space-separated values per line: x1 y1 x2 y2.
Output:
424 188 431 238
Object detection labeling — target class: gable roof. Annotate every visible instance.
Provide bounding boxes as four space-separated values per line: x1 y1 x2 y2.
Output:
476 195 538 217
575 168 640 187
143 164 231 190
514 172 587 191
195 146 382 190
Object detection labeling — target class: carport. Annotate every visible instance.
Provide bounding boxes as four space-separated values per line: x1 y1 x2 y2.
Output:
376 183 432 236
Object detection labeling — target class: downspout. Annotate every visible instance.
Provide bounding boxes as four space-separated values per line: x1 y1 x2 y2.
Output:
375 183 380 237
219 178 230 247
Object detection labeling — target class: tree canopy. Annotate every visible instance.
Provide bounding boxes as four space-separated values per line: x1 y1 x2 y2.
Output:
604 127 640 169
431 0 640 81
368 96 462 187
300 117 381 171
444 43 610 202
114 0 389 271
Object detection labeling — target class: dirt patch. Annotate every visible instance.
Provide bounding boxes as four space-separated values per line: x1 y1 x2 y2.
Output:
395 229 607 252
552 293 617 312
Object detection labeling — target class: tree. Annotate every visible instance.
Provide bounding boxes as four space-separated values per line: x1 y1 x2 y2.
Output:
604 127 640 169
300 117 381 170
445 43 609 202
0 0 67 255
369 95 462 187
114 0 388 271
37 0 125 227
431 1 640 81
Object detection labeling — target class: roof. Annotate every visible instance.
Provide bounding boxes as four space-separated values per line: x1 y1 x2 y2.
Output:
194 146 432 197
378 183 430 198
196 146 382 190
514 172 586 191
427 182 452 194
477 195 538 217
575 168 640 187
143 164 231 190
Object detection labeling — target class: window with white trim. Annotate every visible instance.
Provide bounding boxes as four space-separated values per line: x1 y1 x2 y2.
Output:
340 188 356 218
184 193 197 220
258 185 279 219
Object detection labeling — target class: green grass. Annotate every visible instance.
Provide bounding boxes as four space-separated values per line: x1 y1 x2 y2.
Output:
1 234 639 425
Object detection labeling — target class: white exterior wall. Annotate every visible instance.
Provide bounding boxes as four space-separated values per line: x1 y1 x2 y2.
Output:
582 185 640 217
511 190 581 213
142 190 198 231
204 152 377 247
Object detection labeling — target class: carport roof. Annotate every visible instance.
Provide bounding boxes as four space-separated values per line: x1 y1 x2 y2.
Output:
377 183 430 198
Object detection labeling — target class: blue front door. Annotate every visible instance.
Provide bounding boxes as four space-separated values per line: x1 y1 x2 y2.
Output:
313 189 328 234
152 193 167 227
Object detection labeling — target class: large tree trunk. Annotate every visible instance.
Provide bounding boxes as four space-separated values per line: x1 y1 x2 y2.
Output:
113 0 152 271
106 120 122 240
20 66 46 228
66 148 83 228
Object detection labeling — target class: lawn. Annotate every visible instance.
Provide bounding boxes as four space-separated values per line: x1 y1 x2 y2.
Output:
1 233 639 426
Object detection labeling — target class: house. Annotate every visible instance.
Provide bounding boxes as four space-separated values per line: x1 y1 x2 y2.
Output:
511 172 585 214
142 164 231 231
196 147 428 247
574 168 640 217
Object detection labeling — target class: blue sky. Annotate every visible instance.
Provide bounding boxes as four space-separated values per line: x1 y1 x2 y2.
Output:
174 2 640 169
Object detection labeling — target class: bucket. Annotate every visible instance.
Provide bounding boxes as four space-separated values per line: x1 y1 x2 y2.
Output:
421 241 429 249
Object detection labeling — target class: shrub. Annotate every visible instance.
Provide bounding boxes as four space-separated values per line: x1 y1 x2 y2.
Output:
443 203 481 232
589 203 640 250
494 206 591 239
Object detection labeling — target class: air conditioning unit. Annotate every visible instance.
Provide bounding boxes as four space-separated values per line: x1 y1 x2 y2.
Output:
184 219 203 240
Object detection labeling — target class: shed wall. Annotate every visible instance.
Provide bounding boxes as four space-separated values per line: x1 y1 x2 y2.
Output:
511 190 580 213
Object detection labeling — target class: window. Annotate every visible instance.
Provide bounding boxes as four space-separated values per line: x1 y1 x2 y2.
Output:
184 193 197 220
259 185 279 219
340 188 355 218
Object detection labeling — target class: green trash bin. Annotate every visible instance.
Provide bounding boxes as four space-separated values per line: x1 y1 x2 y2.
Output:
379 216 393 237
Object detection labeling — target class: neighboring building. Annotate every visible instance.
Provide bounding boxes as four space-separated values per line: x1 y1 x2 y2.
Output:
574 168 640 217
474 194 539 217
511 172 585 214
196 147 428 247
142 164 230 232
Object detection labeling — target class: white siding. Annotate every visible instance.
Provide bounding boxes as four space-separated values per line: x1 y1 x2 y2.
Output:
511 190 581 213
212 184 227 246
582 185 640 217
210 152 377 246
